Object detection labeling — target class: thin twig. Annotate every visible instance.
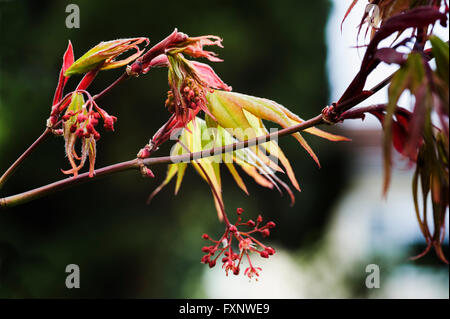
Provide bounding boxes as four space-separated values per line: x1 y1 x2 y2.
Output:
0 127 52 189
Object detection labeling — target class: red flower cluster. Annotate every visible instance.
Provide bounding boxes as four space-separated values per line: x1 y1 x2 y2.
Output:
165 78 207 114
201 208 276 280
59 91 118 177
62 95 117 139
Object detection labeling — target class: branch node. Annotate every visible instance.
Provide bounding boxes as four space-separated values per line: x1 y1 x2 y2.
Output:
321 104 340 125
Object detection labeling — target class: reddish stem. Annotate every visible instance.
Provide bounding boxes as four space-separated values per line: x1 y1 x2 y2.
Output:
0 114 323 209
0 127 52 189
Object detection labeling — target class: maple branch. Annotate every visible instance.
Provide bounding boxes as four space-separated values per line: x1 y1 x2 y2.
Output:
0 72 129 190
0 53 403 208
0 127 53 189
0 115 323 209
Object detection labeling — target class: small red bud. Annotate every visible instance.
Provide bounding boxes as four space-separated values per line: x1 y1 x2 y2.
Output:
265 247 275 255
260 251 269 258
257 215 263 223
233 267 240 275
77 114 87 123
201 255 210 264
261 229 270 237
236 208 244 215
201 246 210 253
266 221 276 228
137 147 151 159
140 166 155 178
75 128 84 138
103 116 116 131
86 124 95 134
209 260 216 268
247 220 255 227
90 118 99 126
228 225 237 233
202 234 209 240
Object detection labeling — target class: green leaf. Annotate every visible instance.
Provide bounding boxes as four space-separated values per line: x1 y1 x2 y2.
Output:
65 38 148 76
430 36 449 85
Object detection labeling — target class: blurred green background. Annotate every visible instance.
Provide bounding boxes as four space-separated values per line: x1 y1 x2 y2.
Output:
1 0 445 299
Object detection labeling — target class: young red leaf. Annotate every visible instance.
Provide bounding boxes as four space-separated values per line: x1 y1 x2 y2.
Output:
53 41 74 105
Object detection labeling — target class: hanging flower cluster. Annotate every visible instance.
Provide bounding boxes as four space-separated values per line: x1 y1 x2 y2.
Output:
201 208 276 280
47 38 149 177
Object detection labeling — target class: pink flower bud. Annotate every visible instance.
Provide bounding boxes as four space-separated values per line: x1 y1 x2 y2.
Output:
137 147 151 159
260 251 269 258
265 247 275 255
90 118 99 126
266 221 276 228
228 225 237 233
261 229 270 238
75 128 84 138
201 246 211 253
202 233 209 240
257 215 263 223
201 255 210 264
236 208 244 215
103 116 117 131
247 220 255 227
140 166 155 178
86 124 95 134
77 114 87 123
